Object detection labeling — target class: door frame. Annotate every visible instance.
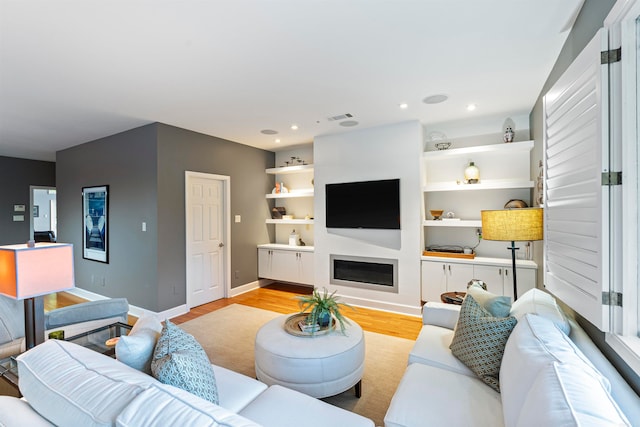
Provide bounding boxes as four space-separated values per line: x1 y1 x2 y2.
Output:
30 185 56 240
184 171 231 310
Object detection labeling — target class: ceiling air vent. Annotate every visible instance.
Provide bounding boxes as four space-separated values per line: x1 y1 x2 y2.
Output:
327 113 354 122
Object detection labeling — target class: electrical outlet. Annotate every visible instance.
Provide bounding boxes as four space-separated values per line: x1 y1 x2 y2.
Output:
476 228 482 239
235 270 240 279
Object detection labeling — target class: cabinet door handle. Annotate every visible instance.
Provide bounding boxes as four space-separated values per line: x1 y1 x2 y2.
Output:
448 265 451 274
505 269 509 277
498 268 502 275
442 264 446 272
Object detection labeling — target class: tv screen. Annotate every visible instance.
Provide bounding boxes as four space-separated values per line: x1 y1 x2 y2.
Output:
325 179 400 229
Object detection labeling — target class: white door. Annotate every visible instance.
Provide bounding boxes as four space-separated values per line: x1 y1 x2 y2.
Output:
186 173 228 308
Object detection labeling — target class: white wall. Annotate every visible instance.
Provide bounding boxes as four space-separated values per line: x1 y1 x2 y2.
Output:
313 120 423 315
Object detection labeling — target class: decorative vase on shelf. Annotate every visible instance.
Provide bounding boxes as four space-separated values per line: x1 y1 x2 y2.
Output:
464 161 480 184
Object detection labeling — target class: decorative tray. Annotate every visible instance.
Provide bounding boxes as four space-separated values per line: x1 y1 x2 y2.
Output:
422 250 475 259
284 313 334 337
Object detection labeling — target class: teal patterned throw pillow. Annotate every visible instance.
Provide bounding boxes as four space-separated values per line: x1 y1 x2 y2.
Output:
151 319 219 404
449 295 517 392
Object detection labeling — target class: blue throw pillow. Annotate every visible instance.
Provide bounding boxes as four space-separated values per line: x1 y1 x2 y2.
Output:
151 319 218 404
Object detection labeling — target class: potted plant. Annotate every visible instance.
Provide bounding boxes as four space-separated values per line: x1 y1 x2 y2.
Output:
296 287 353 334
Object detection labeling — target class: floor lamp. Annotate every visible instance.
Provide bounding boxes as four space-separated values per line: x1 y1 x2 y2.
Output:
0 243 75 349
480 208 543 300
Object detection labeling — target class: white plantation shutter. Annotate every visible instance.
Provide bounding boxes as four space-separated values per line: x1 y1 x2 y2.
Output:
543 28 611 331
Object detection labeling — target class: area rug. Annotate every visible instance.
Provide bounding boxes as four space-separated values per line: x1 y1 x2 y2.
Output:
179 303 414 426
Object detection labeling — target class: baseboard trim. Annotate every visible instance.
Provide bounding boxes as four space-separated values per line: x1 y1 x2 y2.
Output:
228 280 263 297
338 294 423 317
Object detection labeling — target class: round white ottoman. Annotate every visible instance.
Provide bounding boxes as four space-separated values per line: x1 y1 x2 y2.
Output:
254 315 365 398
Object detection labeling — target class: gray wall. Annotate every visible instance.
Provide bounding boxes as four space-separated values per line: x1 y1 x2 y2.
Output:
529 0 640 394
56 123 274 312
0 156 55 245
155 124 274 311
56 124 160 309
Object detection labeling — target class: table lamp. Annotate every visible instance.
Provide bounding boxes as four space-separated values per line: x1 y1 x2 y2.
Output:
480 208 543 300
0 243 75 349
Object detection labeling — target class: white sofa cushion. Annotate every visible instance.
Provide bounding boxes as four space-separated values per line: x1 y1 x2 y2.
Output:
116 314 162 373
408 324 474 376
384 363 504 427
509 288 570 334
450 295 517 392
239 385 374 427
500 313 610 427
0 396 54 426
116 383 262 427
212 364 268 413
516 362 630 427
17 340 158 427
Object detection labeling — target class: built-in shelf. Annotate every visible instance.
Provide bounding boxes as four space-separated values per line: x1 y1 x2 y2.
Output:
266 190 314 199
422 140 534 158
258 243 314 252
423 219 482 227
266 219 314 225
423 180 534 192
266 164 314 175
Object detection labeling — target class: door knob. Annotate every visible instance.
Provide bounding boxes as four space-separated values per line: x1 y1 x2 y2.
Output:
219 243 225 247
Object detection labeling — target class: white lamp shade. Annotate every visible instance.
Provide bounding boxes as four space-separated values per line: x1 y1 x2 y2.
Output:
0 243 75 300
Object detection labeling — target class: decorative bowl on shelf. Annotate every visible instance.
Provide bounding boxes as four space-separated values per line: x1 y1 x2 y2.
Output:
429 209 444 220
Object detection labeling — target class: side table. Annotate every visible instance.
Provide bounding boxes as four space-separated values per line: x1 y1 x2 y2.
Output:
441 291 466 305
65 322 132 357
0 356 20 397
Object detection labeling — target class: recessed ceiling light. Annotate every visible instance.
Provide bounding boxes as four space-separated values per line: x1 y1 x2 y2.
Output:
399 103 408 109
466 104 477 111
291 124 298 130
275 139 281 143
423 94 448 104
340 120 359 127
261 129 278 135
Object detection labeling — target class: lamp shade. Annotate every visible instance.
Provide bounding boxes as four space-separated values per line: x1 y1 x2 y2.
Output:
481 208 543 242
0 243 75 300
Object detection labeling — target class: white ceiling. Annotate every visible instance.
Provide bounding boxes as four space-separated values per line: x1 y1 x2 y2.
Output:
0 0 584 162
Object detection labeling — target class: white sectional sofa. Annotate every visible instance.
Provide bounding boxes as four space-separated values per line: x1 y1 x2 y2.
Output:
384 289 640 427
0 339 374 427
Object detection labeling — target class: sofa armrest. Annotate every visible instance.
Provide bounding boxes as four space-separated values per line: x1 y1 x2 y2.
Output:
422 302 460 329
45 298 128 329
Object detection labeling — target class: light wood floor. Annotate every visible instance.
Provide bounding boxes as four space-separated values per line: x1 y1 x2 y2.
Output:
46 283 423 341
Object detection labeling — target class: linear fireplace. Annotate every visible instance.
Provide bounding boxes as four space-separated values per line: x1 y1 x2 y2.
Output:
330 255 398 293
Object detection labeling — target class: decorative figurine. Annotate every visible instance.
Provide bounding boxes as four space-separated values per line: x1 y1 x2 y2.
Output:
504 127 515 143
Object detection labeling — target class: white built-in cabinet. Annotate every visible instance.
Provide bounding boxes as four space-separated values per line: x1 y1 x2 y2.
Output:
421 140 538 301
258 164 314 285
258 245 314 285
421 260 474 299
421 258 537 303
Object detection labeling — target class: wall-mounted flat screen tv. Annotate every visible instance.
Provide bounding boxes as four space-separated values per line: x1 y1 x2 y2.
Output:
325 179 400 229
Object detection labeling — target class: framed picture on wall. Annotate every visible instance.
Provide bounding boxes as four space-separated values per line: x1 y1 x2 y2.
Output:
82 185 108 263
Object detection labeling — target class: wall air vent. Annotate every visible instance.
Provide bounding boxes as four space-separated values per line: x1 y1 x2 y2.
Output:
327 113 354 122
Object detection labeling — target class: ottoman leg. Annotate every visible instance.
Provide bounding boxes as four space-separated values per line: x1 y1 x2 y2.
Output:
355 379 362 398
